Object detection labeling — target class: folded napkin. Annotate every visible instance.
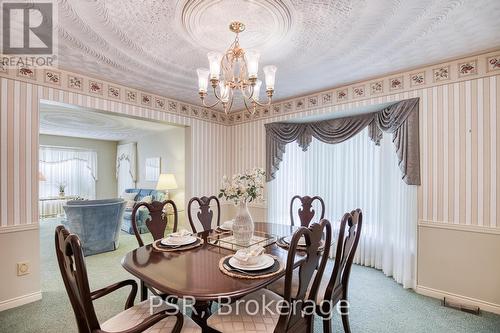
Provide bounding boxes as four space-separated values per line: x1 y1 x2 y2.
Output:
233 245 265 265
169 229 191 237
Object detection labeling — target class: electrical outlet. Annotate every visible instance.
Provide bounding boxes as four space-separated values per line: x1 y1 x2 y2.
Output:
17 261 30 276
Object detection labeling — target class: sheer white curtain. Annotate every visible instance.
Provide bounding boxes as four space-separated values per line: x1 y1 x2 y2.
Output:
39 146 97 216
268 128 417 288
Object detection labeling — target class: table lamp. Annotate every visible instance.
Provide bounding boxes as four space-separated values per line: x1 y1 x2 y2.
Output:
156 173 178 199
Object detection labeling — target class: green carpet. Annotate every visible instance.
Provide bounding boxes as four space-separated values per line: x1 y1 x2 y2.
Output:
0 218 499 333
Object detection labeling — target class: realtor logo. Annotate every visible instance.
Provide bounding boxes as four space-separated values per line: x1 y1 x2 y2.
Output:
3 2 53 54
1 1 57 68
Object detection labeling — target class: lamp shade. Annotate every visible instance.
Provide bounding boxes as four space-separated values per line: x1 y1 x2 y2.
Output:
196 68 209 93
245 50 260 78
263 65 277 90
156 174 178 191
207 51 222 80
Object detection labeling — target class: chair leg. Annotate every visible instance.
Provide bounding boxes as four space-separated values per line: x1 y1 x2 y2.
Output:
340 299 351 333
140 280 148 302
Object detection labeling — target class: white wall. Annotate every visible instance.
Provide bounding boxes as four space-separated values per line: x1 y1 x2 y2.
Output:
39 134 118 199
120 127 188 226
0 226 41 311
121 127 185 201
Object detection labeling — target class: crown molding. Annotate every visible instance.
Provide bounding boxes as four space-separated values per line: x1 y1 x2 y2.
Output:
231 48 500 125
2 48 499 127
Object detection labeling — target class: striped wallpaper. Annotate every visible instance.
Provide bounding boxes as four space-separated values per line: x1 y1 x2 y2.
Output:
0 77 230 227
229 76 500 230
0 51 499 231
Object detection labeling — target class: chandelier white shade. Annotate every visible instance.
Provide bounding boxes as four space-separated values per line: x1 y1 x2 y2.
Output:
196 21 277 114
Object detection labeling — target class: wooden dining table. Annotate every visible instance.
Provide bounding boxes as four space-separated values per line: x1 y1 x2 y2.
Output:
121 222 303 329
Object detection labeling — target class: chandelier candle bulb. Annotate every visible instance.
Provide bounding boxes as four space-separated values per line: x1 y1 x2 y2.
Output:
245 50 260 79
253 79 262 101
207 52 222 80
263 65 277 91
219 82 230 103
196 68 210 93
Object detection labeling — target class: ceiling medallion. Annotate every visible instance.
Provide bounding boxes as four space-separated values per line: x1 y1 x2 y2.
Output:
196 21 277 114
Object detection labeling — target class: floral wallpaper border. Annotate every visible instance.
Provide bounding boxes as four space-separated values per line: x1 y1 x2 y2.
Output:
1 49 499 126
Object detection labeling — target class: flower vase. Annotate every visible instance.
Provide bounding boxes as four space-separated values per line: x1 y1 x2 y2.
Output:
232 201 254 246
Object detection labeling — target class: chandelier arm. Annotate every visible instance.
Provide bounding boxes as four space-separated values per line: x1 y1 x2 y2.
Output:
240 83 254 100
212 84 221 100
201 98 221 109
252 95 272 107
226 94 235 114
243 98 256 115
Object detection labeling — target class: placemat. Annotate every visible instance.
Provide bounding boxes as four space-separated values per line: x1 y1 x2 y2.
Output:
152 237 204 252
218 255 284 280
276 237 325 251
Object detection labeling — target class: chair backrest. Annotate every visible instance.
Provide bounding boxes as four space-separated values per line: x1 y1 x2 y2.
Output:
55 225 99 333
132 200 178 247
275 219 332 332
290 195 325 227
187 196 220 233
323 209 362 303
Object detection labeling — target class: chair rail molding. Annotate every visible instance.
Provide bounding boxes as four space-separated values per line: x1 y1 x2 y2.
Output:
418 220 500 235
0 223 39 234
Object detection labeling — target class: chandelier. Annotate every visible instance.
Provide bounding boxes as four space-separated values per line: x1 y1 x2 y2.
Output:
196 21 277 114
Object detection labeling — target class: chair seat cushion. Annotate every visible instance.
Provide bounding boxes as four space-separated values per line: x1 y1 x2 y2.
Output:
101 300 201 333
207 289 282 333
266 259 334 303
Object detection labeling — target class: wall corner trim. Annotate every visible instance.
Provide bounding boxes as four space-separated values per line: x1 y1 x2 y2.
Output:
0 291 42 312
415 285 500 315
418 220 500 235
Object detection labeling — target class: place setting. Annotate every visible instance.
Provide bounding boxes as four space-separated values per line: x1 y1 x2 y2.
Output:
276 234 325 251
215 219 233 233
219 245 283 279
152 229 204 252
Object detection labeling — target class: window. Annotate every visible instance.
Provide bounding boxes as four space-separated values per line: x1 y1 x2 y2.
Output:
39 146 97 216
268 128 417 288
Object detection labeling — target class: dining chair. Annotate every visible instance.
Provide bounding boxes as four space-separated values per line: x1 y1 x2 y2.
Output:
207 219 332 333
187 196 220 233
54 225 201 333
290 195 325 227
131 200 178 301
317 209 362 333
267 209 362 333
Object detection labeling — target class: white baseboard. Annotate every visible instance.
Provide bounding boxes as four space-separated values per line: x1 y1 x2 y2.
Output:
415 285 500 315
0 291 42 312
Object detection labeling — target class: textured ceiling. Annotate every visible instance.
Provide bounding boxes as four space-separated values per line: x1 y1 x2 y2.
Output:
40 102 176 141
56 0 500 109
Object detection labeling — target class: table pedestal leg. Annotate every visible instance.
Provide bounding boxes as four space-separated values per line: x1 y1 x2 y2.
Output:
191 301 217 332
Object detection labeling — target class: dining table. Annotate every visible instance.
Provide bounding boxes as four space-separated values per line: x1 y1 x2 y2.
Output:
121 222 306 330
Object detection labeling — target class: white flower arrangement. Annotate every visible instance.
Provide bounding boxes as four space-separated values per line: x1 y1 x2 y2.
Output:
219 168 266 204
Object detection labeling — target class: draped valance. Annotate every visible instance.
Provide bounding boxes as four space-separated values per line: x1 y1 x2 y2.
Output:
39 146 98 181
116 143 137 181
265 98 420 185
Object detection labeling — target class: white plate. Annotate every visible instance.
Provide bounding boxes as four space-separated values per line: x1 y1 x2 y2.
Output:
161 235 197 246
220 220 233 230
229 254 275 271
283 235 307 246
